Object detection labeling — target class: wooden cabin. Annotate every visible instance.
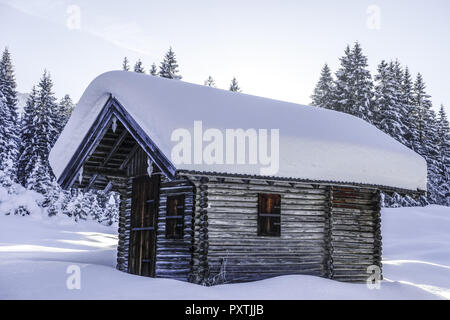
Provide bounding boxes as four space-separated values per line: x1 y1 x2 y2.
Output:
49 71 427 284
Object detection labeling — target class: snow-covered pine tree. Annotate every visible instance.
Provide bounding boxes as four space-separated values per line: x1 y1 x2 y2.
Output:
122 57 130 71
102 193 119 225
0 47 19 181
159 47 182 80
56 94 74 136
0 89 16 187
411 73 433 154
401 67 416 149
25 156 52 195
311 63 335 109
85 190 103 222
350 42 374 122
36 71 59 151
17 87 37 186
204 76 216 88
0 48 18 128
18 72 58 186
373 60 406 144
333 45 353 114
333 43 374 122
149 63 158 76
134 60 145 73
66 189 88 221
229 77 241 92
410 73 440 203
45 179 70 216
425 110 441 204
436 105 450 205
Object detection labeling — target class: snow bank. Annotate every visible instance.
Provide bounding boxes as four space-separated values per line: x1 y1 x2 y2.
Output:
0 184 43 217
1 205 449 299
50 71 427 191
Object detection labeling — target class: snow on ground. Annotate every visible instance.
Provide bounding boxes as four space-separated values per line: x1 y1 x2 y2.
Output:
0 202 449 299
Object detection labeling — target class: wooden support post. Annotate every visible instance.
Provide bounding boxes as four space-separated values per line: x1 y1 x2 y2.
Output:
323 186 334 279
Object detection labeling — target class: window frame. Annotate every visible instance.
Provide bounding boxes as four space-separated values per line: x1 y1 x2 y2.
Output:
165 194 185 239
257 193 281 237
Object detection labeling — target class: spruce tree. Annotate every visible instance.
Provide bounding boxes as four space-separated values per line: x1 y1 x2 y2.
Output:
18 71 58 186
411 73 440 203
401 67 416 148
0 89 16 186
134 60 145 73
85 190 103 222
349 42 374 122
36 71 59 150
311 64 334 109
66 189 88 221
159 47 182 80
17 87 37 185
204 76 216 88
149 63 158 76
436 105 450 205
373 60 406 144
0 47 19 180
102 193 119 225
25 156 52 195
56 94 74 135
122 57 130 71
45 180 70 216
411 73 433 154
333 43 374 122
333 45 353 114
0 48 18 127
229 77 241 92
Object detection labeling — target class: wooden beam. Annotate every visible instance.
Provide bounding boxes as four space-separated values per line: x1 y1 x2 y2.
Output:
119 143 140 170
104 182 113 193
83 165 127 178
102 129 129 166
84 173 99 191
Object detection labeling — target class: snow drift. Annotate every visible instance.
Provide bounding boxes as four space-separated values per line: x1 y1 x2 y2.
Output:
1 205 449 299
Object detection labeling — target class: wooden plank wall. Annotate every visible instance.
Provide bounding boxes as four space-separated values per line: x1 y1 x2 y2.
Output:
116 177 132 272
329 186 382 282
155 177 195 281
186 175 329 284
184 174 382 284
117 148 147 272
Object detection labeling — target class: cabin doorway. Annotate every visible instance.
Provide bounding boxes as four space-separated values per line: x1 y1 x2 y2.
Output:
128 174 160 277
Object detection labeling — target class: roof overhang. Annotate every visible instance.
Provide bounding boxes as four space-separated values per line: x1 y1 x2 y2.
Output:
57 96 176 189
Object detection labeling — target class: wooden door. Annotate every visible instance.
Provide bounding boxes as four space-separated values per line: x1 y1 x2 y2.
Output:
128 175 160 277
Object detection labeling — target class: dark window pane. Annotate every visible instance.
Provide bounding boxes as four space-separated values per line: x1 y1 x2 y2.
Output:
166 195 185 239
258 194 281 237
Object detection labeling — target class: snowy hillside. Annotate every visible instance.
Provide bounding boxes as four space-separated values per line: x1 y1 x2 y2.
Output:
0 188 448 299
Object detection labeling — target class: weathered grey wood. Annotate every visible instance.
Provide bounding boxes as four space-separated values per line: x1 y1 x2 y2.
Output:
155 176 195 281
181 174 383 285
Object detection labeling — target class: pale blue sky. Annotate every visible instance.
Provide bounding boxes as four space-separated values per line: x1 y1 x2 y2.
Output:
0 0 449 113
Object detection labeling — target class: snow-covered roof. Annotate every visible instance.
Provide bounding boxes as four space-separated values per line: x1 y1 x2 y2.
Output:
49 71 427 192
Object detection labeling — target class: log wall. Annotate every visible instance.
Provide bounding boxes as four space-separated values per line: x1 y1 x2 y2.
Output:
183 174 382 284
116 177 132 272
155 177 195 281
329 186 382 282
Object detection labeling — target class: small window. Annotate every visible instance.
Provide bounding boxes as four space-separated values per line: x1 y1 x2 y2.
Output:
258 193 281 237
166 195 185 239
